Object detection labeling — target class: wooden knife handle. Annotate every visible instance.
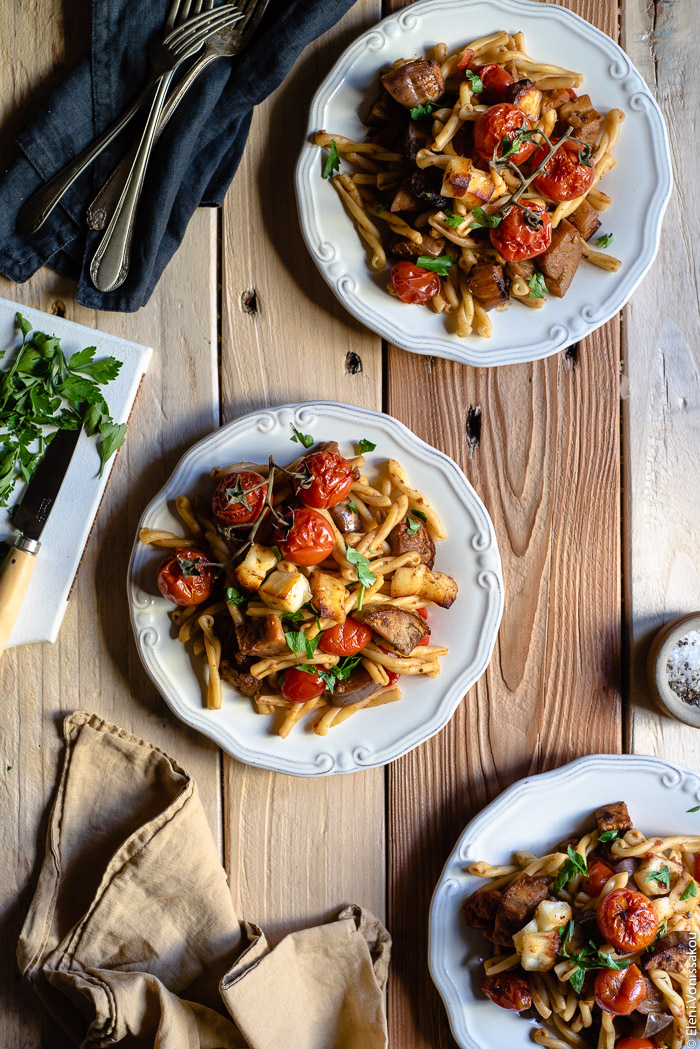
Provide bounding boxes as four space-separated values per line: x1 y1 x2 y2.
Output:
0 539 39 655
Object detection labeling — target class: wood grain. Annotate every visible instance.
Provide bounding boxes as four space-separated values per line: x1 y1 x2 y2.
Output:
0 6 222 1045
219 0 386 943
383 2 623 1045
622 1 700 763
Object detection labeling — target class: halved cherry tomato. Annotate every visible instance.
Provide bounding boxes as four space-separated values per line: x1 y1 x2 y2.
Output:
295 450 354 509
156 548 215 607
531 139 595 202
456 46 475 71
212 469 267 527
489 202 552 261
595 964 647 1016
473 103 536 164
275 506 335 567
320 617 372 656
615 1040 659 1049
482 973 532 1011
281 667 326 703
386 671 400 686
596 888 659 953
582 859 615 896
416 606 430 646
478 63 513 103
391 262 441 304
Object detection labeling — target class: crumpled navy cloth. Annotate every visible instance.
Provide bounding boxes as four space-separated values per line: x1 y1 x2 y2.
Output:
0 0 357 312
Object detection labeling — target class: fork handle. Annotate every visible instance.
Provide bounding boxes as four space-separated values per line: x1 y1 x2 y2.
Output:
87 52 218 232
90 73 174 292
17 77 159 236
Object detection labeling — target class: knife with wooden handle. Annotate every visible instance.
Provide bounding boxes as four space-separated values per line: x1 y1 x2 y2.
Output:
0 426 81 655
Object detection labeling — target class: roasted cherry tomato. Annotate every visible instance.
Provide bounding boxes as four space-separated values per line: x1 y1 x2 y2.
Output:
156 548 215 607
473 103 536 164
456 46 475 71
386 671 400 686
596 888 659 953
280 667 326 703
531 139 595 202
615 1040 659 1049
489 202 552 261
320 617 372 656
478 63 513 102
416 606 430 646
275 506 335 567
482 973 532 1011
583 860 615 897
463 888 502 930
595 964 647 1016
295 450 354 509
391 262 441 304
212 469 267 528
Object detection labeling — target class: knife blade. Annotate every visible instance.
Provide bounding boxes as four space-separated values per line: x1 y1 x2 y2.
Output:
0 426 82 654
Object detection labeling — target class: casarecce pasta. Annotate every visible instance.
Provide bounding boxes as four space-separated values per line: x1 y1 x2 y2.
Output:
315 31 624 338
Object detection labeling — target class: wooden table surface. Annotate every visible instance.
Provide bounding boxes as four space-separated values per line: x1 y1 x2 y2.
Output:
1 1 698 1046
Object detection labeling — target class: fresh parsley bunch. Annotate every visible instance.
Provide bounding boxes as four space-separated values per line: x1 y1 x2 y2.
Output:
0 314 125 506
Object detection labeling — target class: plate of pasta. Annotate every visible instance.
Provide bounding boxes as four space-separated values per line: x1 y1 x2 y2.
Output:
295 0 672 367
429 754 700 1049
128 402 503 776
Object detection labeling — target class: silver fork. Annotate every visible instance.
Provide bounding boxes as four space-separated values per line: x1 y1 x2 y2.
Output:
17 2 243 236
86 0 271 231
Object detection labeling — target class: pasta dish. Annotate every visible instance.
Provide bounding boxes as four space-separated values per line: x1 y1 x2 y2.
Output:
139 430 457 737
315 29 624 339
463 801 698 1048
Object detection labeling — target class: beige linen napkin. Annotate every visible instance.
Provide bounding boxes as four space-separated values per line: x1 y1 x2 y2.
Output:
17 712 391 1049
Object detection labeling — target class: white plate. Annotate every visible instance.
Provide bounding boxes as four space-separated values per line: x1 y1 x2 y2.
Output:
429 753 700 1049
0 296 151 647
295 0 672 367
128 402 503 777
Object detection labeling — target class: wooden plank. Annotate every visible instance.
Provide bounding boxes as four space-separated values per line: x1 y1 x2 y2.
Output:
219 0 386 943
383 1 622 1044
0 6 222 1045
622 0 700 763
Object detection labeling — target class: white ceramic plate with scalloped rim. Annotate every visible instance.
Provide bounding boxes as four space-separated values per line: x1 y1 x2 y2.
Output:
295 0 672 368
429 754 700 1049
128 402 503 777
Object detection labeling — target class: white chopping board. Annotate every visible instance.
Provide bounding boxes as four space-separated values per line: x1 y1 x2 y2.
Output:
0 297 152 647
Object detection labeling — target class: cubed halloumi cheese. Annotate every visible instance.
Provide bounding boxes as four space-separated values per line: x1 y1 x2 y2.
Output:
519 930 561 971
259 569 312 614
440 157 495 206
309 571 346 624
235 544 278 592
535 899 572 932
390 564 458 609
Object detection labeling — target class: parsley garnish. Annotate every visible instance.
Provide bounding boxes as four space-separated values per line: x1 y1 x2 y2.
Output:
297 654 362 693
680 880 697 902
406 517 422 535
643 865 671 890
688 805 700 812
463 69 483 94
598 829 622 843
560 937 630 995
357 584 365 611
271 544 282 561
468 206 502 230
347 500 358 513
177 556 202 578
282 609 307 623
444 211 466 228
528 272 547 299
416 254 454 276
410 102 437 120
322 139 340 180
596 232 614 249
411 508 427 522
290 424 314 448
345 544 376 589
357 439 376 454
553 845 588 894
646 920 668 951
284 630 321 659
225 585 247 607
0 313 124 502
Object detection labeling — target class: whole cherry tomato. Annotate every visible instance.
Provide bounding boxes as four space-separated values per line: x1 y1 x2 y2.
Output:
482 973 532 1011
320 617 372 656
391 262 441 304
156 548 215 606
583 860 615 897
489 202 552 261
275 506 335 567
281 667 326 703
212 469 267 527
532 139 595 202
473 103 536 164
478 63 513 102
416 606 430 646
615 1041 660 1049
295 450 354 509
596 888 659 953
595 964 647 1016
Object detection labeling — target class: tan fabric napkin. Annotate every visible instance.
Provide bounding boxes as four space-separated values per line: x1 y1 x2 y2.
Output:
17 711 391 1049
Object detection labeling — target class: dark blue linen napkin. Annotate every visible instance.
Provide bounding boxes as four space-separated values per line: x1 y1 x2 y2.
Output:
0 0 357 312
